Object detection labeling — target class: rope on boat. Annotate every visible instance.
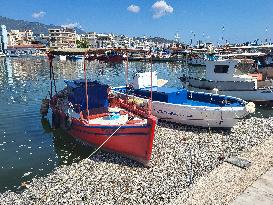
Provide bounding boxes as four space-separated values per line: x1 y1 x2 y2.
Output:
86 116 134 159
35 115 134 205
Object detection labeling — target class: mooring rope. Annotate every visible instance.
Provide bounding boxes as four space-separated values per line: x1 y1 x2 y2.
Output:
35 115 133 205
86 116 134 159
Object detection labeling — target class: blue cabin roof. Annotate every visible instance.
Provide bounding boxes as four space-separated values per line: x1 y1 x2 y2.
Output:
65 80 109 112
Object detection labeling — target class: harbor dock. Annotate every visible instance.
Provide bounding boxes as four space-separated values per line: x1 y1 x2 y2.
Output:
230 167 273 205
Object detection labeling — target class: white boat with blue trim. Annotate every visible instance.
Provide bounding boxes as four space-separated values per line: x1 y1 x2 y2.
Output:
113 72 255 128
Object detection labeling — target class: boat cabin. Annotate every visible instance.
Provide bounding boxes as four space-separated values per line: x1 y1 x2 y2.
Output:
204 59 258 88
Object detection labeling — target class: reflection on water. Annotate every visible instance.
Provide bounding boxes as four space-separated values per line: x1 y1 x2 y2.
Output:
0 57 271 192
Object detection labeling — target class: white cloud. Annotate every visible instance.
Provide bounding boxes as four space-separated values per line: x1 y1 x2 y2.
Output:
127 5 140 13
61 22 82 29
152 1 173 19
32 11 46 19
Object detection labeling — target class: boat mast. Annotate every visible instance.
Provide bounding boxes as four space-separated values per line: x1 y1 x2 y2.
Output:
47 53 56 99
84 52 89 119
149 51 153 115
125 51 129 87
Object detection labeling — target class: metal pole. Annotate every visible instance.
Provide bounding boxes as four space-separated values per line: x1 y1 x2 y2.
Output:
150 53 153 115
126 52 128 87
84 54 89 119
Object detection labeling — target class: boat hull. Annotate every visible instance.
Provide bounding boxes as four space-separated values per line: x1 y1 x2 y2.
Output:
113 89 248 128
152 101 247 128
182 80 273 103
184 78 256 91
97 55 124 63
51 109 156 166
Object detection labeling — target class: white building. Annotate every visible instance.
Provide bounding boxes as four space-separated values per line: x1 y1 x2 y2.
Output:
83 32 97 48
8 29 34 46
48 28 76 48
0 25 8 52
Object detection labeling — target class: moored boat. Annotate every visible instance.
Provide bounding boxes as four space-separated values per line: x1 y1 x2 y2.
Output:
113 72 254 128
180 59 273 103
50 80 156 166
97 51 124 63
68 55 84 61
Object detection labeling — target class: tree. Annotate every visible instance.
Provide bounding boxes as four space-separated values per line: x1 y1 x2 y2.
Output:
76 39 89 48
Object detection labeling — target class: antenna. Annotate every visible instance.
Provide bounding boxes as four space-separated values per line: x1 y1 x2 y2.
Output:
222 26 225 45
265 27 268 44
174 32 180 43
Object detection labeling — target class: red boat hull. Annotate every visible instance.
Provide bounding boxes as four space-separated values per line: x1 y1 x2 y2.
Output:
97 55 124 63
52 110 156 166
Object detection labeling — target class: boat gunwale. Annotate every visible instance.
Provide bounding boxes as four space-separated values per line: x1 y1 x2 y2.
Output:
112 87 247 109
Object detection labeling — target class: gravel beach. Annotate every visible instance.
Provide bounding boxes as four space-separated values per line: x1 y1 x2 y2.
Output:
0 116 273 205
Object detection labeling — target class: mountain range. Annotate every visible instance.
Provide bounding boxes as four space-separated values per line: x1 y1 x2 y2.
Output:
0 16 176 44
0 16 85 35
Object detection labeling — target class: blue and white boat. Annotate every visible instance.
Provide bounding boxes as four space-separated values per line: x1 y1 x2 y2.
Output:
68 55 84 61
113 72 255 128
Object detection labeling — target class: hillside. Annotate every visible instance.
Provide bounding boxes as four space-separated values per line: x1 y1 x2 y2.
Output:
0 16 85 35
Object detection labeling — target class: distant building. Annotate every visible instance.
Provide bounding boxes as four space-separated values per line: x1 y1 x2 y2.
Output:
33 33 49 46
81 32 114 48
8 29 34 46
48 28 76 48
84 32 97 48
0 25 8 53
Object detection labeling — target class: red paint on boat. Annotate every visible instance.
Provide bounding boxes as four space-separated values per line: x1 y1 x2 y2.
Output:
50 95 156 166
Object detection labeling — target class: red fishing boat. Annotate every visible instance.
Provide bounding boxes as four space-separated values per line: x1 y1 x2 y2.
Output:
97 51 124 63
47 54 156 166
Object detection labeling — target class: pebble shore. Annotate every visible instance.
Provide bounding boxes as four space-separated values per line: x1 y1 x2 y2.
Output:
0 117 273 205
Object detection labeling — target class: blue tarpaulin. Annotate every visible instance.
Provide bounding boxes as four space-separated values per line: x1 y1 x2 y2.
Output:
65 80 109 112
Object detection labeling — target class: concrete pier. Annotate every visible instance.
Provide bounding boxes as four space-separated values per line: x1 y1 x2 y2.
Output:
230 167 273 205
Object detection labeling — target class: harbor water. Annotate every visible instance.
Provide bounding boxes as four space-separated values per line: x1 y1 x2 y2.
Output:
0 57 272 192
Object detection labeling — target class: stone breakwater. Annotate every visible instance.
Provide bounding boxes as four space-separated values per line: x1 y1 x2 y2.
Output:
0 117 273 205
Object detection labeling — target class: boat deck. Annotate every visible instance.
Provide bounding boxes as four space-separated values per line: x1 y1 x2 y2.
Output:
115 87 245 108
87 107 147 126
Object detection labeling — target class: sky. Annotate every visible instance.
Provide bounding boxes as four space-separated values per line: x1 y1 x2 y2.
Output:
1 0 273 44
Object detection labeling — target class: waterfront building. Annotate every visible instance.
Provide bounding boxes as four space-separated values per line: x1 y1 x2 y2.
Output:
48 28 76 48
112 35 133 48
84 32 97 48
8 29 34 46
0 25 8 53
33 33 49 46
96 33 113 48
